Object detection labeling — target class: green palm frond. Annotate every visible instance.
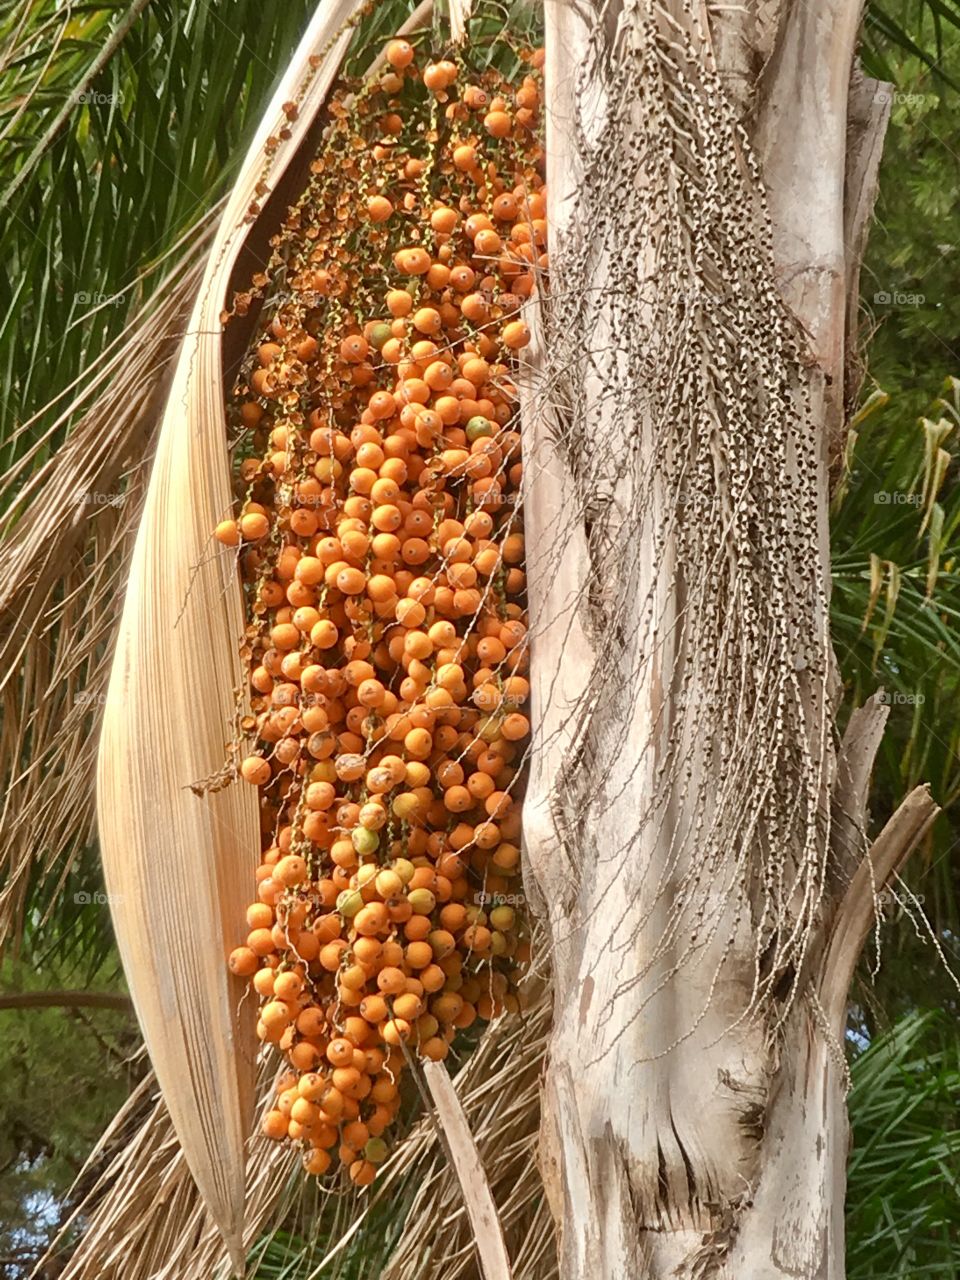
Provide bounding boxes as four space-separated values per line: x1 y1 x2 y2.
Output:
847 1011 960 1278
247 1195 409 1280
0 0 316 462
865 0 960 87
832 379 960 936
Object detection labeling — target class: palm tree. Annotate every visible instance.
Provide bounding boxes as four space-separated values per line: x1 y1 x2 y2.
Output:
2 2 959 1278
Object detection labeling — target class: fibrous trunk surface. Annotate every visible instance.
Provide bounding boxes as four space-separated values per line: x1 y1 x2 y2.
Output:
522 2 927 1277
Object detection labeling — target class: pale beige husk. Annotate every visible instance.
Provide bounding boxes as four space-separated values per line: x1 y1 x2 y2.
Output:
95 0 371 1267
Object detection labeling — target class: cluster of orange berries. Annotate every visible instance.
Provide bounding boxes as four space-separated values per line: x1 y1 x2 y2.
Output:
219 34 544 1187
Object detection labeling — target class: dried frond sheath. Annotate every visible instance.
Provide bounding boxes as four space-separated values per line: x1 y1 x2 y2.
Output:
96 1 370 1267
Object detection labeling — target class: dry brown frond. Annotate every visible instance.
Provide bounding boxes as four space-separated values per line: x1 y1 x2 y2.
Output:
0 225 215 949
37 1056 299 1280
37 984 556 1280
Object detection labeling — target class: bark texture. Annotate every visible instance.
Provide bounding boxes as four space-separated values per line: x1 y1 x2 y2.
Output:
523 2 928 1277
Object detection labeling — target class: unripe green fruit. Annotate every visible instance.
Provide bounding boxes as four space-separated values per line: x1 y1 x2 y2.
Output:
352 826 379 856
337 889 363 918
477 714 502 743
408 887 436 914
465 415 494 442
365 1137 388 1163
489 905 515 931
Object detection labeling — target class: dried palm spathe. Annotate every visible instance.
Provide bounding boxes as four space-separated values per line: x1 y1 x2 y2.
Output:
96 0 369 1267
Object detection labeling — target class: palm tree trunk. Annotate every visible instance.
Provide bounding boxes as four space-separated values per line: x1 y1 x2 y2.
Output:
523 2 935 1276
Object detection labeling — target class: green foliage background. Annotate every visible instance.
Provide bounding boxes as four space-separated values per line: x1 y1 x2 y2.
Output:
836 2 960 1031
0 960 137 1269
